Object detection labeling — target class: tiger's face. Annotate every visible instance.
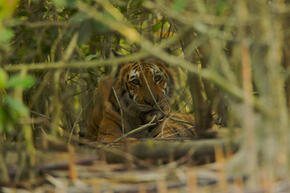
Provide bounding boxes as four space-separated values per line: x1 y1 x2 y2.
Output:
114 59 175 117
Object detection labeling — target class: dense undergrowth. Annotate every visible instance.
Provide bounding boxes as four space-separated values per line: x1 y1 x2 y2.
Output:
0 0 289 191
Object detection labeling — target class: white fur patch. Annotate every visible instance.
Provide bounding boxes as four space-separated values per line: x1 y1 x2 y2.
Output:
129 68 140 80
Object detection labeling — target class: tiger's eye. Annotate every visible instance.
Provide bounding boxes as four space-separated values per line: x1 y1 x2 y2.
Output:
130 78 140 85
154 74 162 82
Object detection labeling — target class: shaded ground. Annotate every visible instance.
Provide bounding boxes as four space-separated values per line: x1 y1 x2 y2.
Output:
1 138 289 193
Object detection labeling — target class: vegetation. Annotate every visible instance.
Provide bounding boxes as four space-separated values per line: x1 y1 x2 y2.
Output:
0 0 289 192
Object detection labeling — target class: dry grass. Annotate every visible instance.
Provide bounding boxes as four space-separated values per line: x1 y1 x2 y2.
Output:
0 0 289 192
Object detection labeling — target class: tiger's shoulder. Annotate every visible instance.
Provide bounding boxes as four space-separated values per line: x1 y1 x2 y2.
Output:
85 75 117 139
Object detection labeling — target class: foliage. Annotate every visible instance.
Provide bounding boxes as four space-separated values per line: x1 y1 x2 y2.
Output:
0 0 19 51
0 68 35 135
0 0 289 188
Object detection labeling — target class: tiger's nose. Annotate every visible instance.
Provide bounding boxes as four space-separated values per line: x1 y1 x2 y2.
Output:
144 96 157 106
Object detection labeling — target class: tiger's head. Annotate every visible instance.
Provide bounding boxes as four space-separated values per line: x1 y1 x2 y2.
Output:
113 58 175 120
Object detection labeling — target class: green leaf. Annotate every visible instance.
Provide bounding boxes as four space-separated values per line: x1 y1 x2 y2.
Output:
217 0 229 15
92 20 108 33
52 0 65 7
86 54 98 61
153 22 163 32
0 108 4 133
78 19 93 44
172 0 187 12
0 28 14 50
78 19 108 44
148 13 152 20
5 96 29 117
6 75 35 89
52 0 76 8
0 28 14 43
70 12 88 23
0 68 8 89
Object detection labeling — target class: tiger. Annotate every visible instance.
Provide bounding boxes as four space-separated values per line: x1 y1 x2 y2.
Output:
86 58 196 142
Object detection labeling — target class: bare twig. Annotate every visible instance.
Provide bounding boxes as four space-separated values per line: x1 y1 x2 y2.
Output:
20 21 73 28
112 87 125 135
110 116 157 144
0 147 9 183
3 52 148 71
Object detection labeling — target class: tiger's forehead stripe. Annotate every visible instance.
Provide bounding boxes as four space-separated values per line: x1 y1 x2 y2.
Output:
150 63 161 73
129 67 140 79
115 62 138 78
129 62 156 78
114 59 175 86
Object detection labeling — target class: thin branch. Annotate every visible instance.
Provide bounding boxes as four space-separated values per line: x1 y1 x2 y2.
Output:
19 21 73 28
3 52 148 71
112 87 125 135
110 116 157 144
3 30 183 72
0 147 9 183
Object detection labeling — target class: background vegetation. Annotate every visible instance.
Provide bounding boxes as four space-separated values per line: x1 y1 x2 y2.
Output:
0 0 289 191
